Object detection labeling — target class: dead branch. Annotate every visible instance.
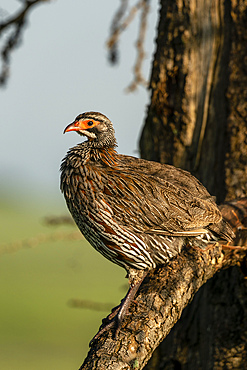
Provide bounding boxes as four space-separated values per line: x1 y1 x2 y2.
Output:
126 0 149 92
0 0 151 89
44 215 75 226
0 229 81 256
107 0 150 91
107 0 129 64
0 0 49 85
68 299 115 313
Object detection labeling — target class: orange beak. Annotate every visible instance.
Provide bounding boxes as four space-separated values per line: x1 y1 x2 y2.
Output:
63 122 80 134
63 119 95 134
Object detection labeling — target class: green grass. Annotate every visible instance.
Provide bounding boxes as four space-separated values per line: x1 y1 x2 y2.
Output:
0 201 126 369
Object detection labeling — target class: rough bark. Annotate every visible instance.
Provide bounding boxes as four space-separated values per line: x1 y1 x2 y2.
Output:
224 0 247 201
145 199 247 370
139 0 247 204
79 200 247 370
138 0 247 368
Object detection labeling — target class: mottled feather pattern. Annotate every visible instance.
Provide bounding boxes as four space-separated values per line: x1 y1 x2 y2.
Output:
61 133 234 271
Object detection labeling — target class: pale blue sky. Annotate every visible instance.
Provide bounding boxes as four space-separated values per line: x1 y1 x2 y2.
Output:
0 0 158 205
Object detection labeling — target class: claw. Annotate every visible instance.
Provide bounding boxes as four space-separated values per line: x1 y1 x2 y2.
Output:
90 271 148 345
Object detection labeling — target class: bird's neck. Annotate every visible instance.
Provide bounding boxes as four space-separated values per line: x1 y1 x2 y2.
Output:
69 141 119 167
95 146 119 167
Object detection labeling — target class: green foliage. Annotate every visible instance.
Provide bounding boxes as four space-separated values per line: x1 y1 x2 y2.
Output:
0 202 125 369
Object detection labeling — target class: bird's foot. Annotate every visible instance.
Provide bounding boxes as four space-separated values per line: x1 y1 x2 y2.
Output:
192 240 242 253
89 304 121 346
89 271 148 345
214 239 243 251
221 244 242 251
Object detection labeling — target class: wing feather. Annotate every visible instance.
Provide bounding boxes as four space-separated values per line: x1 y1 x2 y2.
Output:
92 161 222 237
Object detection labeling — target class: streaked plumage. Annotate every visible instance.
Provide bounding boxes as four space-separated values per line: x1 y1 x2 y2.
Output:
60 111 235 336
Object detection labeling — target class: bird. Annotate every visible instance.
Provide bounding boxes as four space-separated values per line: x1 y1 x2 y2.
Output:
60 111 235 338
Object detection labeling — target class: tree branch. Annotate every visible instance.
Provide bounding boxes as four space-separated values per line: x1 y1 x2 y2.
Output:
107 0 150 91
126 0 149 92
79 198 247 370
0 0 49 85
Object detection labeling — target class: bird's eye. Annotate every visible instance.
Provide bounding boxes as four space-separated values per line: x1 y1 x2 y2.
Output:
87 121 94 126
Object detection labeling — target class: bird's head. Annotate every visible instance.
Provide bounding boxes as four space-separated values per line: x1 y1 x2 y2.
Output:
63 111 117 148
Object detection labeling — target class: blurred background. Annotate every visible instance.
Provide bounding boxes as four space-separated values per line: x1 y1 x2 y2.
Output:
0 0 158 369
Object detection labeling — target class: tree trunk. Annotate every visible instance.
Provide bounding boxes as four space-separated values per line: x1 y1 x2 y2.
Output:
140 0 247 204
139 0 247 368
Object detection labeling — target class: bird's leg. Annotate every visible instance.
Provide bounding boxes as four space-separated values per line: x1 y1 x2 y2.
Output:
114 270 147 337
90 270 148 344
192 240 242 253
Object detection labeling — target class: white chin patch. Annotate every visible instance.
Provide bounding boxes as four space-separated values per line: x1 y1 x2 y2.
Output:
78 130 96 139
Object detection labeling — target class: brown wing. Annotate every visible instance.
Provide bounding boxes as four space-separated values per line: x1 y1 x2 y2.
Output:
118 154 216 202
93 159 222 236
